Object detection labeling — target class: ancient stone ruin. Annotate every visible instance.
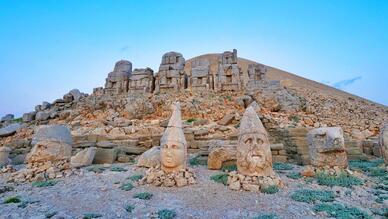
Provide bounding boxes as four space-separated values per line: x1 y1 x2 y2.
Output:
247 63 267 89
154 52 186 93
215 49 243 91
141 102 196 187
104 60 132 95
128 68 155 94
227 106 282 192
188 59 212 90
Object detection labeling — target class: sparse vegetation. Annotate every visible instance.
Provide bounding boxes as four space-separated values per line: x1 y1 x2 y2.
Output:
186 118 197 123
45 211 57 218
316 172 363 187
133 192 153 200
252 214 278 219
225 95 232 101
110 166 127 172
290 189 335 203
120 182 134 191
158 209 177 219
261 185 279 194
32 180 57 187
288 115 300 123
287 172 302 179
83 213 102 219
3 196 21 204
349 159 384 172
371 208 388 217
130 174 144 182
273 162 293 171
124 204 135 213
221 164 237 172
189 156 207 166
87 165 107 173
12 117 23 123
210 173 229 185
313 203 371 219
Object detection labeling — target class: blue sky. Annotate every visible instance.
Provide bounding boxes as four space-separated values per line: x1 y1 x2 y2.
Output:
0 0 387 117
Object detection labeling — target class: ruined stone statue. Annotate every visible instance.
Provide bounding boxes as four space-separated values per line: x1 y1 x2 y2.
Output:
160 102 187 173
247 63 267 89
104 60 132 95
215 49 242 91
307 127 348 168
380 123 388 164
189 59 212 90
154 52 186 93
236 106 274 176
128 68 155 93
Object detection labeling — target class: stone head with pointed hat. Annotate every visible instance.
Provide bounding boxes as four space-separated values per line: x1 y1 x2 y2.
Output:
237 106 274 176
160 102 187 173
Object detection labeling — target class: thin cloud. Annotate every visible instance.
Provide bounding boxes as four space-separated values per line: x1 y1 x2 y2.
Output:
332 76 362 89
120 45 130 52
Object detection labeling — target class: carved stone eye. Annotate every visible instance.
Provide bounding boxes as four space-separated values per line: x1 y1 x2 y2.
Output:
257 139 264 145
244 138 252 144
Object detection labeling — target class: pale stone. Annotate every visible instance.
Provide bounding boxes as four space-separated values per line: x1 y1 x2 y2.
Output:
188 59 211 90
215 49 242 91
93 148 117 164
154 52 185 93
160 102 187 173
307 127 348 168
26 140 72 163
0 146 11 166
380 124 388 164
128 68 154 93
208 147 236 170
301 165 315 177
1 114 14 122
104 60 132 95
0 123 21 137
71 147 96 168
217 114 235 126
32 125 73 146
236 106 275 177
137 146 160 168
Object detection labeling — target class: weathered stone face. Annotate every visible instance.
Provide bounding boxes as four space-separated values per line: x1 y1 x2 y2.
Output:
189 59 212 90
128 68 154 93
307 127 348 168
104 60 132 95
160 102 187 173
236 106 274 176
155 52 186 93
216 49 242 91
247 64 267 89
380 124 388 164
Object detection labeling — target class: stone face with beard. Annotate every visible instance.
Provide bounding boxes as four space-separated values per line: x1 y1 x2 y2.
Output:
236 106 275 177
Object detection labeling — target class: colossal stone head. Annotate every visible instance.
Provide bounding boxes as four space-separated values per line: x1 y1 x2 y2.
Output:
237 106 274 176
160 102 187 173
113 60 132 74
307 127 348 168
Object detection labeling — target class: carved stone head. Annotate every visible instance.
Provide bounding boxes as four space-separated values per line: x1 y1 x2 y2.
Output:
237 106 274 176
307 127 348 168
160 102 187 173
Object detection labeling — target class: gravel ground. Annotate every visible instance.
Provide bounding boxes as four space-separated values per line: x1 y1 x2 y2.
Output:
0 163 385 219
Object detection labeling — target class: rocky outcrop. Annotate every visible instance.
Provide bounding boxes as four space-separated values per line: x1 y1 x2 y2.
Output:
0 123 21 137
71 147 96 168
137 146 160 168
0 146 11 166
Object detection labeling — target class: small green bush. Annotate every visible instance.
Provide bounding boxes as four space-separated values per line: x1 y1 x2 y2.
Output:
124 204 135 213
368 167 387 177
210 173 229 185
130 174 144 182
288 115 300 123
12 117 23 123
261 185 279 194
186 118 197 123
32 180 57 187
110 166 127 172
83 213 102 219
252 214 278 219
87 165 107 173
221 164 237 172
313 203 371 219
273 162 293 171
3 196 21 204
316 172 363 187
189 156 207 166
120 182 134 191
133 192 153 200
371 208 388 217
349 159 384 172
287 172 302 179
158 209 177 219
290 189 335 203
226 95 232 101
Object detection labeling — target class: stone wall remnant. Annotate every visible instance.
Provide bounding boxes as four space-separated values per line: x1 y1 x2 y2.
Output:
104 60 132 95
154 52 185 93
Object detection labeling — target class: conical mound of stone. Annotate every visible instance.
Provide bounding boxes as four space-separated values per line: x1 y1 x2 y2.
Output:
140 102 196 187
227 106 282 192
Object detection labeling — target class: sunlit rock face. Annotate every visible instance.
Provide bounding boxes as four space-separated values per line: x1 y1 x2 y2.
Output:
128 68 154 94
307 127 348 168
160 102 187 173
380 123 388 164
236 106 274 177
215 49 242 92
104 60 132 95
189 59 212 91
154 52 186 93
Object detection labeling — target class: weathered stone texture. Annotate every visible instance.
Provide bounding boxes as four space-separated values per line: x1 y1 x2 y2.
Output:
154 52 185 93
104 60 132 95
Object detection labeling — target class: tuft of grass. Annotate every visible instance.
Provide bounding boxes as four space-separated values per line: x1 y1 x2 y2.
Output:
32 180 57 187
290 189 335 203
124 204 135 213
221 164 237 172
261 185 279 194
349 159 384 172
13 117 23 123
287 172 302 179
129 174 144 182
186 118 197 123
87 165 107 173
45 211 57 218
110 166 127 172
313 203 371 219
158 209 177 219
3 196 21 204
252 214 278 219
371 208 388 217
288 115 300 123
368 167 387 177
316 172 363 188
133 192 153 200
83 213 102 219
225 95 232 101
210 173 229 186
120 182 134 191
189 156 207 166
273 162 293 171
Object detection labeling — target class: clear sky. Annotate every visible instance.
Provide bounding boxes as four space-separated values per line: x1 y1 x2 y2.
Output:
0 0 387 117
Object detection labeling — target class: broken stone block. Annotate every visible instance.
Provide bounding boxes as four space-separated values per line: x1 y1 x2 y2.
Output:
93 148 117 164
71 147 96 168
